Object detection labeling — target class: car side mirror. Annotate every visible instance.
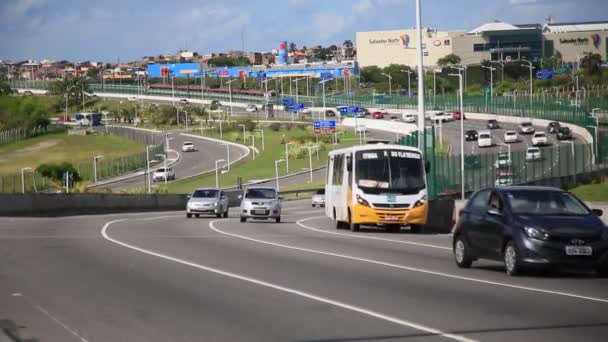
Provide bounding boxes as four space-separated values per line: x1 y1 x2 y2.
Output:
238 195 243 200
487 208 503 216
592 209 603 216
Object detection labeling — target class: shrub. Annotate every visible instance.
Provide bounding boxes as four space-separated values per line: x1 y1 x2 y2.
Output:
269 122 282 131
36 162 81 183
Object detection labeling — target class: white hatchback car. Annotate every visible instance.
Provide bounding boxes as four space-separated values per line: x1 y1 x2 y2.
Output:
478 131 492 148
245 104 258 112
504 130 518 143
525 147 542 161
532 132 548 146
182 141 195 152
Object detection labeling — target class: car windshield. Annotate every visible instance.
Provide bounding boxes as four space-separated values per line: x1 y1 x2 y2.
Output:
192 190 218 198
489 120 497 123
355 149 425 195
521 122 532 127
528 148 540 153
315 189 325 195
479 134 490 139
507 191 591 216
184 142 193 146
535 133 546 137
506 132 516 136
245 189 277 199
157 168 166 172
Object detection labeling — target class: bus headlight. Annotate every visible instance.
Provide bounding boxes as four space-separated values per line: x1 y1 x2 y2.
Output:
356 195 370 207
413 196 427 208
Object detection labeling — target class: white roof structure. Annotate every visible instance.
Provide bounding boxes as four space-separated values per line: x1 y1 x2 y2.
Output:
468 21 520 35
543 22 608 33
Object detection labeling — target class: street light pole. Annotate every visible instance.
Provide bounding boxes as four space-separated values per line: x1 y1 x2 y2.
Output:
227 79 238 118
587 125 598 165
400 69 413 96
275 159 285 192
94 155 103 185
293 77 307 104
481 65 496 99
184 110 189 132
224 143 231 171
285 142 294 173
249 135 256 160
146 145 154 194
238 124 246 144
381 73 392 95
256 129 265 150
21 167 31 194
215 159 226 188
449 73 465 200
171 76 175 107
520 60 534 105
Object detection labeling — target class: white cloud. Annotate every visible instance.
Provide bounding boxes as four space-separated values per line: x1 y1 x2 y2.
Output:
0 0 47 21
353 0 372 15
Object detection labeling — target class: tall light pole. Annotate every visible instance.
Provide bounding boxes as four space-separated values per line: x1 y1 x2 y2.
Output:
215 159 226 188
492 61 505 83
425 68 437 107
175 107 180 129
183 110 189 132
293 77 307 104
285 141 295 173
415 0 426 152
481 65 496 99
400 69 413 97
93 155 103 185
255 129 265 151
319 79 332 120
21 167 31 194
156 153 167 186
561 141 576 181
248 135 256 160
171 75 175 107
238 124 246 143
381 73 393 95
448 73 465 200
146 145 155 194
306 145 318 183
587 125 598 165
227 79 238 117
81 82 85 111
275 159 286 192
520 60 534 106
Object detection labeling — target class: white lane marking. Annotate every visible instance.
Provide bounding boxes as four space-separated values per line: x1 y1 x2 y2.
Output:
210 219 608 304
35 305 89 342
102 218 474 342
297 216 451 250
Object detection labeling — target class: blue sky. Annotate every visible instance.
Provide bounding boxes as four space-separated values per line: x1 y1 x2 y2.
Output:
0 0 606 62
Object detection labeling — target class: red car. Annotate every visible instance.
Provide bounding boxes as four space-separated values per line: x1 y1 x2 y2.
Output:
58 115 71 122
452 111 466 120
372 112 384 119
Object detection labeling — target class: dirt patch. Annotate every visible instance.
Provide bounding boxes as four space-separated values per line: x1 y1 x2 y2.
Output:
0 140 60 163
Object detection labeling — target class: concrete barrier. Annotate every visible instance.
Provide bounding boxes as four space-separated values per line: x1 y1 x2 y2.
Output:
341 118 418 136
0 194 189 217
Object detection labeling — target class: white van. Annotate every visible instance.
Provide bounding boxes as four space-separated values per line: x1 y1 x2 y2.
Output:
478 131 492 148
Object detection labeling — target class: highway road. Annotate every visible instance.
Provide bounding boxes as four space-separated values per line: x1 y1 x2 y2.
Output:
1 200 607 341
96 132 247 191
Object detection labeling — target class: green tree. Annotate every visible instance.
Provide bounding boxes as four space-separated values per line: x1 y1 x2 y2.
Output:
289 42 297 53
0 81 11 95
437 54 462 66
316 48 333 61
207 56 250 67
49 77 91 108
580 52 602 76
36 162 81 190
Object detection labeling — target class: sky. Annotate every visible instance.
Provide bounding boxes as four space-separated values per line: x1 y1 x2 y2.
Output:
1 0 607 62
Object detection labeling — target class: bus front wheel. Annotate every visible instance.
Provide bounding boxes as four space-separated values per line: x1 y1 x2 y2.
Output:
348 211 360 232
409 224 423 234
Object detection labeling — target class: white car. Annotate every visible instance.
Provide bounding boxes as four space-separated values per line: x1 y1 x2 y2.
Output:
179 99 189 105
519 121 535 135
127 96 137 101
494 152 511 169
525 147 542 161
311 189 325 207
504 130 518 143
478 131 492 148
532 132 548 146
182 141 195 152
403 113 417 123
245 104 258 112
431 112 453 123
152 167 175 182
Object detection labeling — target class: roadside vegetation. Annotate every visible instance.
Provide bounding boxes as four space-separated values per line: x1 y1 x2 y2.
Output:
571 180 608 202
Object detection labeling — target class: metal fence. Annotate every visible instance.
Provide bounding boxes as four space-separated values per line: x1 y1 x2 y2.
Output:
0 126 64 146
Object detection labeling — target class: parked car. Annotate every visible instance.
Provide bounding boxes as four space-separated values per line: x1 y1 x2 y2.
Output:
504 130 518 143
494 152 511 169
239 187 282 223
532 132 548 146
478 131 492 148
245 104 258 112
452 111 466 120
525 147 542 161
186 188 229 218
519 121 535 135
182 141 195 152
152 167 175 182
487 119 500 129
311 189 326 207
179 98 189 105
453 186 608 276
372 112 385 119
465 130 478 141
547 121 561 134
557 126 572 140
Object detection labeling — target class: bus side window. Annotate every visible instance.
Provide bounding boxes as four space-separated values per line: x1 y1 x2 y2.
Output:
333 154 343 185
347 154 353 186
327 157 333 184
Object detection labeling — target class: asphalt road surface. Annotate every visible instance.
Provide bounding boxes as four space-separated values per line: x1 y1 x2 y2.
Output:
96 132 247 191
1 201 607 341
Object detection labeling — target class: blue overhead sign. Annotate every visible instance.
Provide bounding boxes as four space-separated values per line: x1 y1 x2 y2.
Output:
536 69 553 80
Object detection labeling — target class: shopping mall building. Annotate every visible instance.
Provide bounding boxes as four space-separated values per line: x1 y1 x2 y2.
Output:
356 20 608 68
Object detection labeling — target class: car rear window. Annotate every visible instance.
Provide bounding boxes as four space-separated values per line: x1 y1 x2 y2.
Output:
316 189 325 195
479 134 491 139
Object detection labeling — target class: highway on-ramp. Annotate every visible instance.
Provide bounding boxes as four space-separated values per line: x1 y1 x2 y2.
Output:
1 201 607 341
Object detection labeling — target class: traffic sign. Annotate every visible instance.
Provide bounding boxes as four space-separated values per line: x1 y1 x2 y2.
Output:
313 120 336 134
536 69 553 80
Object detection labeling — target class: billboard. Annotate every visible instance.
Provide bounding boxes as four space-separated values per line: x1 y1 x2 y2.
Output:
148 63 200 78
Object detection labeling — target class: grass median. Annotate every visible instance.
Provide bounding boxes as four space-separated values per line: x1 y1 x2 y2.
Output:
571 181 608 202
164 126 358 193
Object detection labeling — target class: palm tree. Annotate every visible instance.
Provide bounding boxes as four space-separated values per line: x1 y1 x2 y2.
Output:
343 40 354 48
49 77 91 108
289 42 297 53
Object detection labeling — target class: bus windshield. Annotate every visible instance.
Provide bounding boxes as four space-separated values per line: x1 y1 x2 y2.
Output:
355 149 425 195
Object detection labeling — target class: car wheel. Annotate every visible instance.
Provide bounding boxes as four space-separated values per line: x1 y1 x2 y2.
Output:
348 211 360 232
195 214 200 218
454 236 473 268
312 204 315 208
504 241 523 276
216 212 222 218
409 224 423 233
275 216 281 223
240 217 246 223
223 209 229 218
186 213 192 218
386 225 401 233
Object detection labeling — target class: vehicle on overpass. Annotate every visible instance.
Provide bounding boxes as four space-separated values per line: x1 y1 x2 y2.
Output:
519 121 535 135
557 126 572 140
186 188 229 218
372 111 384 119
453 186 608 276
403 113 417 123
465 130 478 141
326 144 428 233
504 130 519 143
478 131 492 148
245 104 258 112
487 119 500 129
532 132 548 146
525 147 542 161
239 187 282 223
547 121 561 134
